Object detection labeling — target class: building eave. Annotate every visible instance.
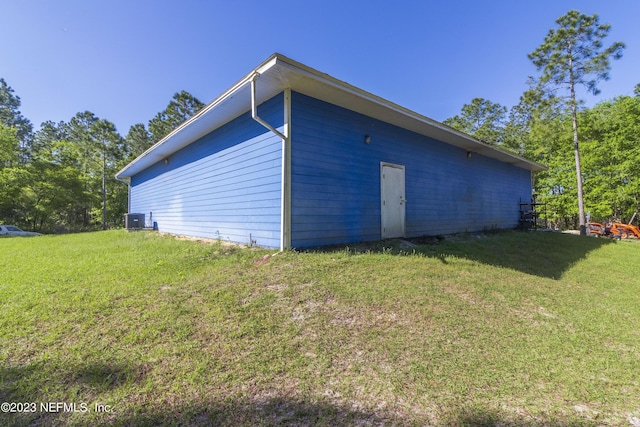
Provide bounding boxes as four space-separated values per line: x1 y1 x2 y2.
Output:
116 53 545 179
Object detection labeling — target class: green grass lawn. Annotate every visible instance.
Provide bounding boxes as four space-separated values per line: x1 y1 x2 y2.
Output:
1 231 639 426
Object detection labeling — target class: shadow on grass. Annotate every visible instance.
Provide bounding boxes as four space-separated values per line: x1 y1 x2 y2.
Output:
315 231 615 280
1 397 603 427
442 405 600 427
1 360 146 395
106 398 384 427
105 400 604 427
0 365 604 427
0 395 384 427
0 360 149 427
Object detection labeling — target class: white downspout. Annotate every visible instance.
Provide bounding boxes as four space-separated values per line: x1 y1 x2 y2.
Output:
251 74 286 140
250 73 291 250
115 176 131 215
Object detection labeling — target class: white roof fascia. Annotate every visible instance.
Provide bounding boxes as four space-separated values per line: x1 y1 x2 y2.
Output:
271 55 545 172
116 54 282 179
117 53 545 179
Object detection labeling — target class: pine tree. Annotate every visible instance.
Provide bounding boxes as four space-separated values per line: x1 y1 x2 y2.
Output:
528 10 625 235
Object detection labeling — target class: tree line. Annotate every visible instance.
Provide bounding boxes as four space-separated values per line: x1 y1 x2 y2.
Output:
1 10 638 234
444 10 638 231
0 83 204 233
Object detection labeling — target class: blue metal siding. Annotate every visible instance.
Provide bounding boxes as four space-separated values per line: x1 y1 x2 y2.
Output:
130 94 283 248
290 92 531 248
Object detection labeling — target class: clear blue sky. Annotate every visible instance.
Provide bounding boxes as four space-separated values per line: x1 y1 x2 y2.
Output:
2 0 638 136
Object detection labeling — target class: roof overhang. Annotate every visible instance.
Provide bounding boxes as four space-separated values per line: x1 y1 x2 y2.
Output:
116 53 545 179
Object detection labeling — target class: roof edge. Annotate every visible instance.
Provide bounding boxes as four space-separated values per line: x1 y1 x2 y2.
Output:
269 54 546 172
117 53 546 178
116 54 283 179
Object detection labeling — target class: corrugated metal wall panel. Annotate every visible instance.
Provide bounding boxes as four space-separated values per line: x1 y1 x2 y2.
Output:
290 92 531 248
130 94 284 248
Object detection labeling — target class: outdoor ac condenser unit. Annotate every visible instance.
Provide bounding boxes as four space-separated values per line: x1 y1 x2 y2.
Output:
124 213 145 230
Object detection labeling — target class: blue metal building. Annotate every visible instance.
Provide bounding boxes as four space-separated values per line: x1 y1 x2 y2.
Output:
116 54 544 249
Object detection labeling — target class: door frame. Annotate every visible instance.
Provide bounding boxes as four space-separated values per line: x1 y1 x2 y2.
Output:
380 162 406 239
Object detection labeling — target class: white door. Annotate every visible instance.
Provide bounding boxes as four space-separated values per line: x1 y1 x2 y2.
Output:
381 163 406 239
